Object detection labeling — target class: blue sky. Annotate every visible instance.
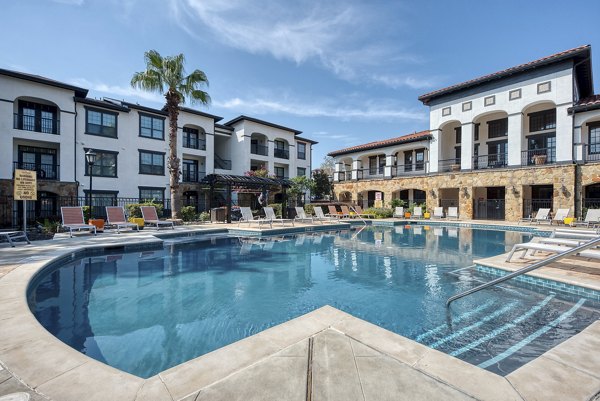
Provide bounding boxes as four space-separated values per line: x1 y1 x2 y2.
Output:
2 0 599 166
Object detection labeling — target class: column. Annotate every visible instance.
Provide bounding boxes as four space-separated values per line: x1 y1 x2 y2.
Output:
384 154 395 179
334 162 342 182
460 123 473 170
573 125 583 162
459 186 473 220
507 112 523 166
351 159 361 180
429 129 440 172
555 104 573 162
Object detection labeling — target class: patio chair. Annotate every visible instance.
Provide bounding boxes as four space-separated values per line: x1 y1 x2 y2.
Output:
105 206 139 233
573 209 600 228
551 208 570 225
447 207 458 220
61 206 97 238
326 205 341 218
353 205 375 218
0 230 30 247
140 206 174 230
393 207 404 218
294 207 316 224
238 207 271 228
339 205 353 219
519 208 551 225
314 207 338 222
412 207 423 219
433 207 444 219
506 240 600 262
264 206 294 227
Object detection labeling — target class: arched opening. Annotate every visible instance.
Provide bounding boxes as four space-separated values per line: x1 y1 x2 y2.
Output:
182 124 206 150
472 111 509 170
393 189 426 207
274 138 290 160
336 156 353 181
338 191 352 203
522 101 557 165
250 132 269 156
438 120 462 172
13 96 60 135
363 190 384 208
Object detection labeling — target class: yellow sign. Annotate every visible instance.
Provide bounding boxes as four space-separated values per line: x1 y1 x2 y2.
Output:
374 199 383 208
14 169 37 200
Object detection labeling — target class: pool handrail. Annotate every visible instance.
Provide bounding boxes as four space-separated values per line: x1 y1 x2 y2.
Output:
446 235 600 307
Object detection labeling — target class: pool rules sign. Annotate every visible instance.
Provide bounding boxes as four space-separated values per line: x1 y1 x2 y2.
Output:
14 169 37 231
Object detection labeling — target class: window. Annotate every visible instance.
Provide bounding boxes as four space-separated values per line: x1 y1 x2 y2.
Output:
139 150 164 175
297 167 306 176
589 123 600 154
86 108 117 138
529 109 556 132
455 127 462 144
415 149 425 170
455 146 461 164
16 100 58 134
537 81 551 94
488 141 508 167
462 101 472 112
509 89 521 100
274 166 285 179
139 114 164 139
85 149 117 177
474 123 480 141
139 187 164 202
183 127 204 149
297 143 306 160
84 191 118 219
488 118 508 139
369 156 385 175
442 107 451 116
404 151 412 171
18 146 58 179
182 159 199 182
484 95 495 106
274 140 289 159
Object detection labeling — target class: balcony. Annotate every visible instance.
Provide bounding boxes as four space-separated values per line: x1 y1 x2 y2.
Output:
438 158 461 173
274 148 289 159
521 147 556 166
250 143 269 156
337 171 347 181
13 161 59 180
583 144 600 162
182 170 206 183
473 154 508 170
183 139 206 151
214 154 232 170
13 113 60 135
393 161 428 177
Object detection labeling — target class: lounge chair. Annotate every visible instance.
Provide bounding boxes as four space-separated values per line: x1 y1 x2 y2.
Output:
294 207 316 224
447 207 458 220
519 208 551 225
433 207 444 219
551 208 570 225
61 206 97 238
354 205 375 219
239 207 271 228
315 207 338 222
540 238 589 247
551 231 598 240
506 240 600 262
264 206 294 227
393 207 404 218
141 206 174 230
105 206 139 233
412 207 423 219
0 230 30 247
573 209 600 228
339 205 353 219
326 205 341 218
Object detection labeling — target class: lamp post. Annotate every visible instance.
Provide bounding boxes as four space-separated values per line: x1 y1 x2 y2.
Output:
85 149 97 221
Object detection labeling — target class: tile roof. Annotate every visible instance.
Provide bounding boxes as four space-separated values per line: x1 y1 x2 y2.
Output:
568 94 600 114
328 131 431 157
419 45 591 105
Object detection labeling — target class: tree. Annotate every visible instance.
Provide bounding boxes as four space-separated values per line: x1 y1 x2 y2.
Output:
288 176 315 206
131 50 210 219
320 156 335 177
312 169 332 200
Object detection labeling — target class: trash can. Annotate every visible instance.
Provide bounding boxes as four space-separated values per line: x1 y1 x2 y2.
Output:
211 207 226 223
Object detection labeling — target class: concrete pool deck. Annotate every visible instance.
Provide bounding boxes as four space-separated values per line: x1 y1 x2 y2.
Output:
0 221 599 400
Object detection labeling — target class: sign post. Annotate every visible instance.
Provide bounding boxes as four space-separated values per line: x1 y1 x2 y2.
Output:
14 169 38 232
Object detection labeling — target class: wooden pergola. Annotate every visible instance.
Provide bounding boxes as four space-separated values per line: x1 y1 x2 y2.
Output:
200 174 292 223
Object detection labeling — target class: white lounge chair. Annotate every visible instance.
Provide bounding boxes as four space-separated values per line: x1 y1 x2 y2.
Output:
264 207 294 227
447 207 458 220
393 207 404 218
0 230 30 247
106 206 139 233
551 208 570 225
433 207 444 219
141 206 174 230
412 207 423 219
506 240 600 262
573 209 600 228
238 207 271 228
550 230 598 240
294 207 315 224
314 207 337 222
519 208 551 225
61 206 97 238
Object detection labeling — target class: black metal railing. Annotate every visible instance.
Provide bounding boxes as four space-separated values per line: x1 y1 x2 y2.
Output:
13 162 59 180
214 154 232 170
183 138 206 150
473 199 505 220
274 148 289 159
438 158 461 173
182 170 206 183
583 198 600 210
365 168 385 179
355 169 363 180
336 171 346 181
393 161 428 176
275 175 289 180
583 144 600 162
251 144 268 156
13 113 60 135
473 153 508 170
522 198 553 219
521 147 556 166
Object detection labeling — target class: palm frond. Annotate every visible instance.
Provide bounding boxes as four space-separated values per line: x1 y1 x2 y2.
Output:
188 89 211 105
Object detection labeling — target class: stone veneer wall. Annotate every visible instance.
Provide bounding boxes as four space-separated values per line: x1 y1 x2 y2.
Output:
333 164 576 222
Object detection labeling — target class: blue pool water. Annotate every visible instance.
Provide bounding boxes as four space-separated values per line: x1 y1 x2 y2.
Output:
28 226 600 378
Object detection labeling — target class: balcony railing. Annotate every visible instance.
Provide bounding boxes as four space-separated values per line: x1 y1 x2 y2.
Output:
393 161 428 177
182 170 206 183
214 154 232 170
183 139 206 150
584 198 600 210
473 153 508 170
13 113 60 135
521 147 556 166
522 198 553 219
438 158 461 173
13 162 59 180
583 144 600 162
274 148 289 159
251 144 268 156
336 171 347 181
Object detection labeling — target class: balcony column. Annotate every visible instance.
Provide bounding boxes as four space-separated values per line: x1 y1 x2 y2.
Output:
351 159 361 180
573 125 584 162
507 112 523 166
384 154 395 178
429 129 440 172
333 162 342 181
556 104 573 162
460 123 473 170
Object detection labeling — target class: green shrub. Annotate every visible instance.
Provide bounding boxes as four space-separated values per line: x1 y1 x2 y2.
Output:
390 199 406 208
199 211 210 222
180 206 197 222
363 207 393 218
82 206 91 222
41 218 60 234
125 202 164 218
304 204 315 216
268 203 282 217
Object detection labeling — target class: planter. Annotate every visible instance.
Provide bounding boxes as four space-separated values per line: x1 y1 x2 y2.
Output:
563 217 575 226
451 164 461 172
423 212 431 219
404 212 411 218
89 219 105 232
533 155 547 165
129 217 145 229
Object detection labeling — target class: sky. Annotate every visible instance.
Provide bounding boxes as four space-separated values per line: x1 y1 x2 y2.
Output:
1 0 599 167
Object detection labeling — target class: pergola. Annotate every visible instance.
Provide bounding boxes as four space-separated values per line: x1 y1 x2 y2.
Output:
200 174 292 223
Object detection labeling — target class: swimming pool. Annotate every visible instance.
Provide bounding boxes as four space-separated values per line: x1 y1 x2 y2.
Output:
28 226 600 378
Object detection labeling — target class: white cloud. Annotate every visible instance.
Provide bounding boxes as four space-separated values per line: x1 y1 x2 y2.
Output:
69 78 164 104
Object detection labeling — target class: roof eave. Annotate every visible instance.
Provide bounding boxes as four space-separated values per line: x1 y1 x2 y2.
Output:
328 135 431 157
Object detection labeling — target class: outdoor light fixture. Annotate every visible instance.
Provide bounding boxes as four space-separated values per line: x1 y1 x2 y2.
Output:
462 187 469 198
561 184 568 196
511 186 519 196
85 149 97 220
429 189 437 198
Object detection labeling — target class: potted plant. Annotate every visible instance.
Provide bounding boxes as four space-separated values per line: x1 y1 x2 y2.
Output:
451 164 461 172
533 154 547 165
423 207 431 219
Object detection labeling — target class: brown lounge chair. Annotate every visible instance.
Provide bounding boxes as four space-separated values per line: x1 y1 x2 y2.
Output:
61 206 97 238
326 205 340 218
140 206 174 230
353 205 375 219
106 206 139 233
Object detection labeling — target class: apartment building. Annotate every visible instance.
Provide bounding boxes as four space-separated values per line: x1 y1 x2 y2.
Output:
330 45 600 222
0 68 315 226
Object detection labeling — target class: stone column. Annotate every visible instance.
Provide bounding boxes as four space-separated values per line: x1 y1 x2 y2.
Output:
507 112 523 166
384 154 395 179
426 188 438 214
460 123 473 170
459 186 473 220
505 185 522 222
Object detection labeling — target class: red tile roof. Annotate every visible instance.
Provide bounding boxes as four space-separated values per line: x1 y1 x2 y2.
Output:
568 94 600 114
328 131 431 157
419 45 591 105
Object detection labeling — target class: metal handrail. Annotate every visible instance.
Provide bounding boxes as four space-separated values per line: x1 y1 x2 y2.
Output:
446 236 600 307
349 205 367 226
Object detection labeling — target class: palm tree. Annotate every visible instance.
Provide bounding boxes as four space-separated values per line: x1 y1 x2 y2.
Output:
131 50 210 219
